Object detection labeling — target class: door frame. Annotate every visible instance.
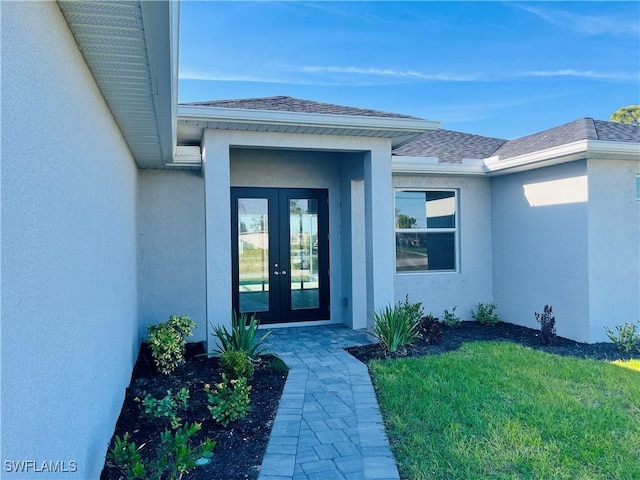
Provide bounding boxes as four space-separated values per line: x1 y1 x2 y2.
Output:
231 187 330 324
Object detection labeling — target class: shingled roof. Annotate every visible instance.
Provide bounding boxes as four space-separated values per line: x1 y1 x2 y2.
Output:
492 118 640 160
392 129 506 163
182 96 421 120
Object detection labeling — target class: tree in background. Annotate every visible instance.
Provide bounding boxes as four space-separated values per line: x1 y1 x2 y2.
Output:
610 105 640 125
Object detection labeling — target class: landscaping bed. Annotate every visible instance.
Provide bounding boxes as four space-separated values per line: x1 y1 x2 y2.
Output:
346 320 637 363
101 342 287 480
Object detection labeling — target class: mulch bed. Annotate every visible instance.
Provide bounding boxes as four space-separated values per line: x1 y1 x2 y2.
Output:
346 321 637 363
101 342 288 480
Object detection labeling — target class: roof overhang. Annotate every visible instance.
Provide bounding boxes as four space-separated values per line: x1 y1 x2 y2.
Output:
393 139 640 176
58 0 178 168
175 105 438 168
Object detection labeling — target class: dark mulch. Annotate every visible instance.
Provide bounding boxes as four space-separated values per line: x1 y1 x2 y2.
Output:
101 342 288 480
346 321 637 363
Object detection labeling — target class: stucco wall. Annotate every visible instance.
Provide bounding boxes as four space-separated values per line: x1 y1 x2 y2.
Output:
1 2 139 477
393 175 493 319
587 159 640 342
491 161 590 341
138 170 206 341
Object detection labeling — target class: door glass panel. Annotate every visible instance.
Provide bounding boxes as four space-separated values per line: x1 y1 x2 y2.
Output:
238 198 269 312
289 199 319 310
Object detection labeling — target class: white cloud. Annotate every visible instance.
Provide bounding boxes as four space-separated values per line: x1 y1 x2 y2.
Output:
300 65 482 82
524 69 639 81
516 4 640 38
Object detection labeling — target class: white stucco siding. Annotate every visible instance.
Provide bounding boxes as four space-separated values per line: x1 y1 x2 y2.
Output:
138 170 206 341
587 159 640 342
393 175 493 319
2 2 139 477
491 161 590 341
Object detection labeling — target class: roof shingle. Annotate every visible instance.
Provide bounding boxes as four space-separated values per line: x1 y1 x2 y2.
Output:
182 96 421 120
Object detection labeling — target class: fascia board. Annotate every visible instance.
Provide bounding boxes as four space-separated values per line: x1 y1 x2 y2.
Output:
178 105 439 133
392 156 486 176
585 140 640 160
484 140 589 175
140 1 177 164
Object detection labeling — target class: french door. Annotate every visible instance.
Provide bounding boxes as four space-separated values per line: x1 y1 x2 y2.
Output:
231 188 330 324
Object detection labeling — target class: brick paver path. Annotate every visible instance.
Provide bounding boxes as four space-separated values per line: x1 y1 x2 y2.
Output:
258 325 400 480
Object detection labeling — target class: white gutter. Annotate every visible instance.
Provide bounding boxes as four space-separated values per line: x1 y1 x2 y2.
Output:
392 156 486 176
178 105 439 132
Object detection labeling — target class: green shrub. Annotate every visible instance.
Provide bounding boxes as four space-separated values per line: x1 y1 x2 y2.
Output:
205 374 252 427
106 425 214 480
211 310 271 359
604 321 640 353
136 388 189 429
535 305 556 346
220 349 255 380
397 294 424 326
148 315 196 374
471 302 499 326
372 305 420 353
442 306 461 328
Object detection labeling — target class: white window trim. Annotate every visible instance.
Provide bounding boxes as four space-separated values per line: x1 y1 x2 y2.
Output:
394 188 460 274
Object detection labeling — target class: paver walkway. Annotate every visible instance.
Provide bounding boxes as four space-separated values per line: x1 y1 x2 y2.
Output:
258 325 400 480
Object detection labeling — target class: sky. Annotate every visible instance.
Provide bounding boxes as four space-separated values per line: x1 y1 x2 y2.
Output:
178 1 640 139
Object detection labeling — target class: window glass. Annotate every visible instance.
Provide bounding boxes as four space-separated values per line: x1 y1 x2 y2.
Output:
395 190 457 273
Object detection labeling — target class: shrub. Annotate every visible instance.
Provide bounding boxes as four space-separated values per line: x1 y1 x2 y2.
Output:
420 315 443 344
442 306 461 328
535 305 556 346
136 388 190 429
397 295 424 326
604 321 640 353
106 425 214 480
211 310 271 359
148 315 196 374
205 374 252 427
471 302 499 326
372 305 420 353
220 349 255 380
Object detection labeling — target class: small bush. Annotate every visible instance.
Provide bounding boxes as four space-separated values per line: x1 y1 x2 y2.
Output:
220 349 255 380
471 302 499 326
442 306 461 328
604 321 640 353
372 305 420 353
136 388 189 429
397 295 424 326
106 424 214 480
420 315 443 344
212 310 271 359
535 305 556 346
205 374 252 427
148 315 196 374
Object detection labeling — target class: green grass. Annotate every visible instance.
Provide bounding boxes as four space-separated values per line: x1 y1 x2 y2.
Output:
370 342 640 480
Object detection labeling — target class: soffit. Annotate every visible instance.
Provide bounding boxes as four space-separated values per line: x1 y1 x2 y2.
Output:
57 1 176 168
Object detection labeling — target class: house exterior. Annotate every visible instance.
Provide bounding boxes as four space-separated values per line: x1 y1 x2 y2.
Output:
2 1 638 477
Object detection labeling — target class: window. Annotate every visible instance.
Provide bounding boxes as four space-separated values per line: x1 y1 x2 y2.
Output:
395 190 457 272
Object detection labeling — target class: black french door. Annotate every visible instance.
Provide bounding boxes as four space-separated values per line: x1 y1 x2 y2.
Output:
231 188 330 324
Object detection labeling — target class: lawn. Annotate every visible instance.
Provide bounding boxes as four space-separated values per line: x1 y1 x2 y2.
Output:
370 342 640 480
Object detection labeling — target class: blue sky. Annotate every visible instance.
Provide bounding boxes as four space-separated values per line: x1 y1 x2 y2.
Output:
178 1 640 139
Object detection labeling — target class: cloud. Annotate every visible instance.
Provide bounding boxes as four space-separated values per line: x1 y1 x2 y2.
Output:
300 65 482 82
516 4 640 38
524 69 639 81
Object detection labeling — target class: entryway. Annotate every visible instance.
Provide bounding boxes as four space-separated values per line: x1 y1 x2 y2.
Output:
231 187 330 324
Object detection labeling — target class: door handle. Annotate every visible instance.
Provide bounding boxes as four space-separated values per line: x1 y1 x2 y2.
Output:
273 271 280 276
273 270 287 276
281 270 287 275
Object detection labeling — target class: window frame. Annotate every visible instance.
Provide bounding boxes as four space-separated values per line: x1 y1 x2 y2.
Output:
394 188 459 274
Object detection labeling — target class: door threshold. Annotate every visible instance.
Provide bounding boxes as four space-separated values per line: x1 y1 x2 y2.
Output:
258 319 338 329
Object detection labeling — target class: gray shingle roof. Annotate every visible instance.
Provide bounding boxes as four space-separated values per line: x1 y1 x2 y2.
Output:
392 129 506 163
182 96 421 120
492 118 640 160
